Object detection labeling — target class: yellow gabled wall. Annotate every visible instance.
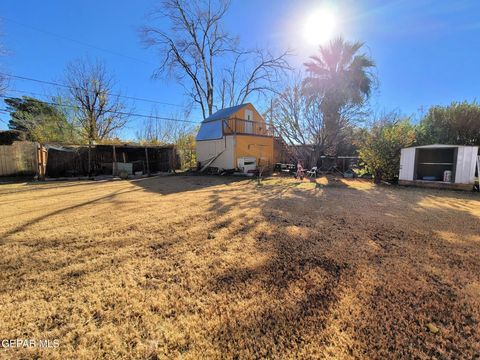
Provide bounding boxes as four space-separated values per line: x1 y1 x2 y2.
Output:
223 103 268 135
234 135 274 168
220 103 274 169
231 103 265 123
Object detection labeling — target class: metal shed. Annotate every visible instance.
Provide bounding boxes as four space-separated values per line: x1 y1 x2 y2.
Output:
399 144 479 190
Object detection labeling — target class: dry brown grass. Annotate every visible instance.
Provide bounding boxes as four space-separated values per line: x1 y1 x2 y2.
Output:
0 175 479 359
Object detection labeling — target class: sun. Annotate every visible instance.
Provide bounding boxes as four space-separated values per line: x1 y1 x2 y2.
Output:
303 8 337 45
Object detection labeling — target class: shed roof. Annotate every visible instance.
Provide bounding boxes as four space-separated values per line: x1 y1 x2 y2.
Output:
202 104 249 123
196 120 223 141
405 144 479 149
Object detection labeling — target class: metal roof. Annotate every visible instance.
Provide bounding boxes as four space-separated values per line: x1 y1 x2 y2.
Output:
196 120 223 141
405 144 479 149
202 104 249 123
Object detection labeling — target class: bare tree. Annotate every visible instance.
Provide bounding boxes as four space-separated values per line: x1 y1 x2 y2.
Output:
272 76 325 167
64 58 129 143
219 49 290 108
0 67 6 96
136 116 170 145
136 108 195 145
273 74 368 167
136 110 197 169
0 26 8 95
141 0 291 119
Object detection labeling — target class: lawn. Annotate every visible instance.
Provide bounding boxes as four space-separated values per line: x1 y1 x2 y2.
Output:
0 175 479 359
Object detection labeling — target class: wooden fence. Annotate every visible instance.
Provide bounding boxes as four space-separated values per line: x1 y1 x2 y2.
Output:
0 141 38 176
0 142 178 178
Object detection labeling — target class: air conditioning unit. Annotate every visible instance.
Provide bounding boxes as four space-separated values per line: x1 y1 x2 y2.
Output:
237 156 257 174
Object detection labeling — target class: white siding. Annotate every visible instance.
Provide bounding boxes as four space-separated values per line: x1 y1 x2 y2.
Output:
399 145 478 185
399 147 416 180
196 136 235 170
455 146 479 184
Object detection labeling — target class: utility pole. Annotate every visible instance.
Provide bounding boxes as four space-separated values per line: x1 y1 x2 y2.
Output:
269 99 274 136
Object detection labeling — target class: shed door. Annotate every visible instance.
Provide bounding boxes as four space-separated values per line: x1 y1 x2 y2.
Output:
399 148 415 180
244 110 253 133
245 109 253 121
455 146 479 184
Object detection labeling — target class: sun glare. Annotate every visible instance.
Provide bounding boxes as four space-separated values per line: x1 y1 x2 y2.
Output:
304 8 336 45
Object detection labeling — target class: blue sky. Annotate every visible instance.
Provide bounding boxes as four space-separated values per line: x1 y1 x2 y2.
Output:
0 0 479 139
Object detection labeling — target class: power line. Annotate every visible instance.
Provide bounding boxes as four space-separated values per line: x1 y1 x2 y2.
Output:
0 110 9 125
6 88 196 114
0 72 198 109
2 17 157 67
1 91 201 125
0 94 200 125
4 88 56 99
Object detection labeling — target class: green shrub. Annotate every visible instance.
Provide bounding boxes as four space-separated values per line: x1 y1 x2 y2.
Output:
358 118 416 183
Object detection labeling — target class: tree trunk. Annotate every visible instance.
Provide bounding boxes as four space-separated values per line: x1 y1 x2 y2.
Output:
321 99 342 157
207 88 214 116
309 145 322 169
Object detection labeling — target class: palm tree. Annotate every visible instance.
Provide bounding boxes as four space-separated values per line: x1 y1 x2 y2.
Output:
303 37 375 156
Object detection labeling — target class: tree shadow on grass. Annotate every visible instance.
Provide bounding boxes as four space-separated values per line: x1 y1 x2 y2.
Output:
0 178 118 195
194 182 360 357
131 174 248 196
0 187 142 240
199 179 480 357
5 174 475 357
209 245 351 357
0 186 146 295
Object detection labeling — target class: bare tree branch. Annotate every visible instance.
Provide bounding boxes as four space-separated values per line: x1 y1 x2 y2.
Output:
64 58 129 143
0 28 8 95
271 75 326 166
141 0 291 118
136 107 194 145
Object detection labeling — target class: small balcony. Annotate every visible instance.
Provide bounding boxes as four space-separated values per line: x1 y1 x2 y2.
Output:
222 118 274 137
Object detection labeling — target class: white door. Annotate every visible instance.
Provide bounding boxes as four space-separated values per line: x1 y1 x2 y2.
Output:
399 148 415 180
245 110 253 133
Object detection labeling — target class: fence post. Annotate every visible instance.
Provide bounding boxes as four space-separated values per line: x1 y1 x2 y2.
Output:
34 142 40 179
38 144 46 180
87 141 92 177
145 147 150 176
112 145 117 176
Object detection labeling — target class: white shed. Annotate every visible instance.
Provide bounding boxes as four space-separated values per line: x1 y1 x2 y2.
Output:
399 144 479 190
